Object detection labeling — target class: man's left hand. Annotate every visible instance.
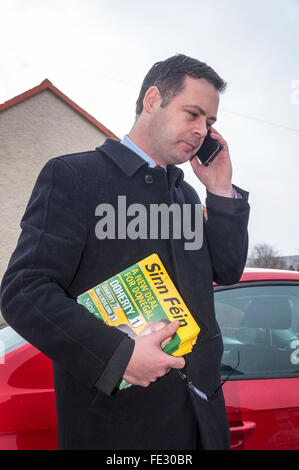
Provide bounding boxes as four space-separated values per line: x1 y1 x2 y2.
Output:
190 128 234 198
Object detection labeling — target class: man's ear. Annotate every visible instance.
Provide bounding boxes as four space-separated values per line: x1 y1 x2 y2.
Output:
142 86 162 114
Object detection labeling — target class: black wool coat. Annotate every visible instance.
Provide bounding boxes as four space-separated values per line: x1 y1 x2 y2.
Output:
0 138 250 450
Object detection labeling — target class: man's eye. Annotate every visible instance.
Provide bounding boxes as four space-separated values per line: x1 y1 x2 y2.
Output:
188 111 198 118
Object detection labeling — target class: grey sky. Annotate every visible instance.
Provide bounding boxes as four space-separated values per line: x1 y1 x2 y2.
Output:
1 0 298 256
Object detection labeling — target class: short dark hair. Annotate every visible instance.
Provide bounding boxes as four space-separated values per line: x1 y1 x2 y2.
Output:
135 53 227 118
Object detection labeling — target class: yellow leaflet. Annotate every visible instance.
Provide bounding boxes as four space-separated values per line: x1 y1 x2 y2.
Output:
138 254 200 344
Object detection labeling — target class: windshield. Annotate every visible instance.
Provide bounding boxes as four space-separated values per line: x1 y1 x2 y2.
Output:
0 325 27 358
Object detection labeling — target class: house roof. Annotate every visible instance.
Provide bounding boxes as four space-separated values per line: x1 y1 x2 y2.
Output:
0 79 119 139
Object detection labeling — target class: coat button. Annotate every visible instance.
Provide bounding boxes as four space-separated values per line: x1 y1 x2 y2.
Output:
145 174 154 184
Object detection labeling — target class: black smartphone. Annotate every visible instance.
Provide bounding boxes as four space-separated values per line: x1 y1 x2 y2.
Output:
196 130 223 166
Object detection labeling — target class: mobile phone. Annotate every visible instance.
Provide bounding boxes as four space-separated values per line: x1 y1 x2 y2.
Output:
196 130 223 166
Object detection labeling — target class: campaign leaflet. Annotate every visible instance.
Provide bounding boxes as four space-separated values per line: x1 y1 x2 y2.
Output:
77 253 200 389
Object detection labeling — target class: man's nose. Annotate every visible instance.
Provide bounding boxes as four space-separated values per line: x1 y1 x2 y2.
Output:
192 119 208 139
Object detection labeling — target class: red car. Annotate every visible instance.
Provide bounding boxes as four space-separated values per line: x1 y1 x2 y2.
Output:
0 268 299 450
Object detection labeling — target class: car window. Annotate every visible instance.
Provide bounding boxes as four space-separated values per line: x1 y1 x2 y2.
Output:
0 325 27 358
215 285 299 378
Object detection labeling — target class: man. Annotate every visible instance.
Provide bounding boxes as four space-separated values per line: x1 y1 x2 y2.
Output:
0 54 249 450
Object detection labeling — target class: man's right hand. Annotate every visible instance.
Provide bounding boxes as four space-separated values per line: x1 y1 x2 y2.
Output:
123 320 185 387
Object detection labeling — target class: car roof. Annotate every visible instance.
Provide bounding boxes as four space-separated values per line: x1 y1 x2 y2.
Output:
240 267 299 282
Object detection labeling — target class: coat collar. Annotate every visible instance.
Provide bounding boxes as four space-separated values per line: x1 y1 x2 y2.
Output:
97 138 147 177
97 138 184 187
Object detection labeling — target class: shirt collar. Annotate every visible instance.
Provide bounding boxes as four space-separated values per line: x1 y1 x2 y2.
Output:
121 135 167 170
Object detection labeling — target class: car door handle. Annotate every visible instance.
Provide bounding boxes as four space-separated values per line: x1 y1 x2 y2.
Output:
230 421 256 437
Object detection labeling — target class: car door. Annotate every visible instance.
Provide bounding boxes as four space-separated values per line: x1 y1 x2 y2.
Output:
214 281 299 450
0 326 57 450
